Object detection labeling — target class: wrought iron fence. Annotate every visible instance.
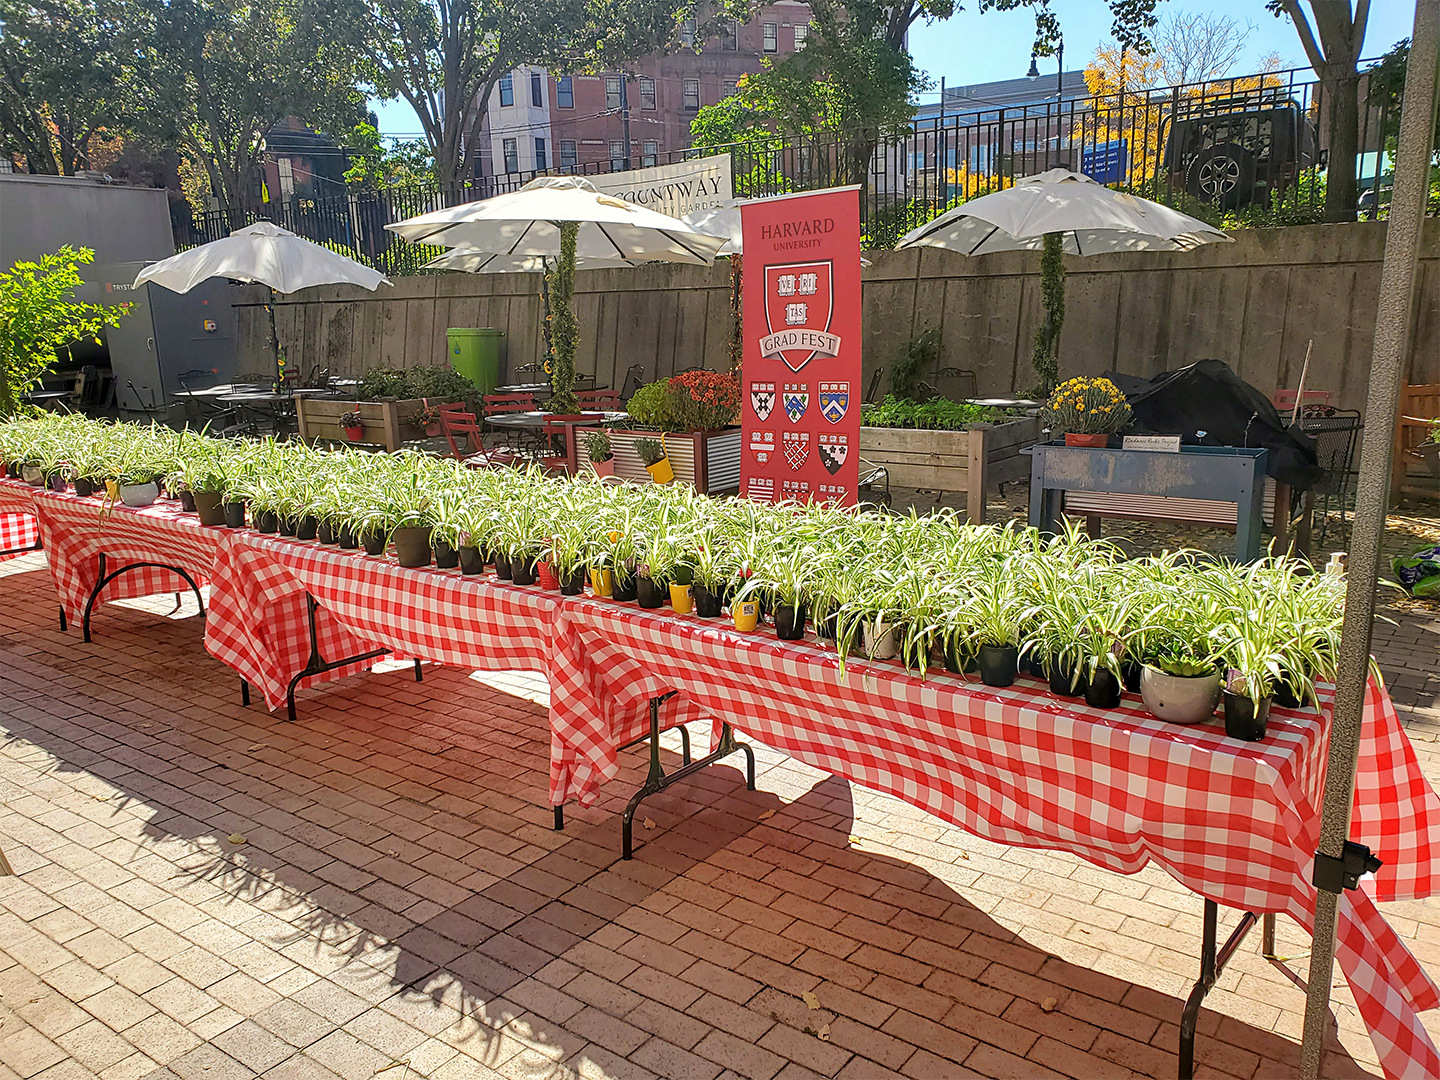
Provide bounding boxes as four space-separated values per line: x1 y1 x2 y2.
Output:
177 62 1408 271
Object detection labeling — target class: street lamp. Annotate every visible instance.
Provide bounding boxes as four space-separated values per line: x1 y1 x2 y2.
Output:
1026 42 1064 102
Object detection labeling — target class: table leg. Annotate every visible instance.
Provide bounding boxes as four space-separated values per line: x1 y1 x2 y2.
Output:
285 592 388 723
621 694 756 860
1261 912 1277 959
414 658 423 682
241 680 250 707
82 553 207 643
58 607 67 632
1179 900 1260 1079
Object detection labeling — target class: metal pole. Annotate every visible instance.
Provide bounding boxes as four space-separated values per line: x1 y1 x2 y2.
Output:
1298 3 1440 1077
939 77 947 207
620 73 632 171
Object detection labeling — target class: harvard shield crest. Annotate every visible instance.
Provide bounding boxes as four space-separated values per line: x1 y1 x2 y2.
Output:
819 382 849 425
818 433 848 475
782 431 810 470
749 429 776 466
750 381 775 422
747 477 775 503
783 383 808 424
760 262 839 374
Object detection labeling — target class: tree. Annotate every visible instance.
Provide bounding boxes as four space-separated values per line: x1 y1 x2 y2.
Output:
1268 0 1370 222
136 0 366 212
341 121 435 187
1152 10 1256 87
690 95 793 197
0 0 137 174
0 247 128 417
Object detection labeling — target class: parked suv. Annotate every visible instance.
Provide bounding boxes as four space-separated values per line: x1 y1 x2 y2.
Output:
1160 91 1319 210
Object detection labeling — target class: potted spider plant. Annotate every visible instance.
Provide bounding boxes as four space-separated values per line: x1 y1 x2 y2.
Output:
1216 626 1280 741
1132 586 1224 724
963 576 1026 687
544 511 590 594
585 431 615 479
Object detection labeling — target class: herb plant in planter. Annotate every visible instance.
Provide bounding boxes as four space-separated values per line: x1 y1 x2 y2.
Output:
585 431 614 479
340 411 364 441
1041 376 1132 448
634 437 673 485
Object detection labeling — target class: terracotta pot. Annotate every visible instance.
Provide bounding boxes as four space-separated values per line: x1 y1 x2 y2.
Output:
425 422 442 437
1064 432 1110 448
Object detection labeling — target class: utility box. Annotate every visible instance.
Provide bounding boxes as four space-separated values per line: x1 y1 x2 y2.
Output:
80 262 241 419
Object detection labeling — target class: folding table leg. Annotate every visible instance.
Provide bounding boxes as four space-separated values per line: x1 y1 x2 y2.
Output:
414 659 423 682
1261 912 1277 959
241 680 250 707
621 694 756 860
285 592 388 723
82 553 207 643
1178 900 1260 1079
553 805 564 831
58 607 67 632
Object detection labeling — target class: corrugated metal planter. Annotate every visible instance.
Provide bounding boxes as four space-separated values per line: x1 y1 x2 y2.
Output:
590 428 743 495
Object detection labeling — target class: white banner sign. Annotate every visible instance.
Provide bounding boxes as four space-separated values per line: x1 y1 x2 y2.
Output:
589 155 733 220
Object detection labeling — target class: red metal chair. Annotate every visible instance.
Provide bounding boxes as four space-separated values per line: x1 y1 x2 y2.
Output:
538 419 572 474
439 403 518 469
576 390 622 413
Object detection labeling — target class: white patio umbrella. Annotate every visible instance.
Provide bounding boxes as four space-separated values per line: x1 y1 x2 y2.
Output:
387 176 727 265
421 248 634 273
897 168 1232 255
133 222 391 293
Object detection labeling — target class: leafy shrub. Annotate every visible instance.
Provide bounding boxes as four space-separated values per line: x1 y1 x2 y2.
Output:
634 437 666 466
355 366 476 401
860 395 1004 430
668 371 741 431
584 431 612 462
889 330 939 401
626 380 676 430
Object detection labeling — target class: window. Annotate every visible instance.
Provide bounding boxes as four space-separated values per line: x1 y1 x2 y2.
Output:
609 140 626 169
502 138 518 172
560 139 577 168
682 78 700 111
531 73 544 108
642 140 657 166
534 137 547 170
498 73 513 107
762 22 777 52
605 74 622 110
720 19 737 50
679 17 695 46
639 76 656 110
793 23 808 49
556 75 574 109
724 79 739 99
909 150 927 174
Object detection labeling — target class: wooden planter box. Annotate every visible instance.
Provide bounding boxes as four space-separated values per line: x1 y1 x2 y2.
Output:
589 428 743 495
859 416 1040 522
295 397 456 451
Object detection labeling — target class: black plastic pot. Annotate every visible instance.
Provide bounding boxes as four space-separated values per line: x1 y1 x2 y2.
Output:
942 641 975 675
1223 691 1270 741
459 546 484 575
72 477 96 498
434 540 459 569
1049 661 1086 697
393 526 433 568
48 474 68 493
1085 669 1123 709
254 510 279 534
693 585 722 618
317 520 337 545
1273 682 1303 709
978 644 1018 688
177 490 197 512
612 576 638 602
495 553 513 580
511 556 538 586
294 515 317 541
635 575 665 608
558 567 586 595
1023 654 1047 679
1122 661 1142 693
223 501 247 529
278 515 298 537
817 612 839 640
774 602 807 641
4 462 17 478
361 531 386 556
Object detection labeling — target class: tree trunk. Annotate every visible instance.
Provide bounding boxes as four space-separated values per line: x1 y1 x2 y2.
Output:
1324 71 1361 222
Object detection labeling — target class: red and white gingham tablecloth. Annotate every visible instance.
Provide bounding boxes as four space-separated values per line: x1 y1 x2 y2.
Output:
203 535 706 791
0 479 41 559
190 532 1440 1077
17 487 224 621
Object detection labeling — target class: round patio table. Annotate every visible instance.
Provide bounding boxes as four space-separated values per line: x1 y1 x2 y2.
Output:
968 396 1041 409
485 411 628 472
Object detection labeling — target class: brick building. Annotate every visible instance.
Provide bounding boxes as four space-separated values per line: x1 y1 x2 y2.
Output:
479 2 812 179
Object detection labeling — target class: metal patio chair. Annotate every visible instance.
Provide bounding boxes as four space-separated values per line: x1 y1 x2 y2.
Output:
1299 409 1362 548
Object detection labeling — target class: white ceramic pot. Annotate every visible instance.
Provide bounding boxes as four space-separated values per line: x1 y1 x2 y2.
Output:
119 482 160 508
1140 665 1222 724
862 618 898 660
21 465 44 486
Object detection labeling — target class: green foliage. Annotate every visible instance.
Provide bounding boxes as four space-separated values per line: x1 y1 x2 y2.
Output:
625 380 676 430
546 221 580 415
633 437 666 467
1031 231 1064 395
341 122 435 187
889 329 939 401
689 98 792 198
860 395 1003 430
0 247 128 417
354 365 476 400
584 430 611 462
1041 376 1132 436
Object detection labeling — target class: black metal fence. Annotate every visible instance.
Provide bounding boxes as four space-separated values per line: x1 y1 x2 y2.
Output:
176 62 1408 270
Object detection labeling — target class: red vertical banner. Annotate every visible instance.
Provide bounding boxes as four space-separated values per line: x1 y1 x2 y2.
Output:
739 187 862 506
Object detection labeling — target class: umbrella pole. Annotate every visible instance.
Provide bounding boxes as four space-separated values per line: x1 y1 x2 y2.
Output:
268 287 283 390
1297 3 1440 1077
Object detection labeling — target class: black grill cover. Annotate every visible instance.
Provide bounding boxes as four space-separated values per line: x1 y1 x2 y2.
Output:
1102 359 1323 489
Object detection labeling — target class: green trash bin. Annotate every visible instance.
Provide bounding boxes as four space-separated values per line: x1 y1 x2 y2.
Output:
446 327 504 395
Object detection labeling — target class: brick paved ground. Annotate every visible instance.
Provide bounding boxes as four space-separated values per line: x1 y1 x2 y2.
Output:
1 521 1437 1080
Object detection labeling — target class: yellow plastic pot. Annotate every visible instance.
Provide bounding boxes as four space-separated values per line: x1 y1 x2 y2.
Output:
732 599 759 632
645 457 674 484
589 567 613 597
669 583 693 614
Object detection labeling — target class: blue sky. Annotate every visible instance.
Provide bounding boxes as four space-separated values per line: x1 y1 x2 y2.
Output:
368 1 1421 138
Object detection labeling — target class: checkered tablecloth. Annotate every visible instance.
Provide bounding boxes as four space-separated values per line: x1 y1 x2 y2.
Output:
561 603 1440 1080
22 488 224 622
0 480 40 559
202 536 705 771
